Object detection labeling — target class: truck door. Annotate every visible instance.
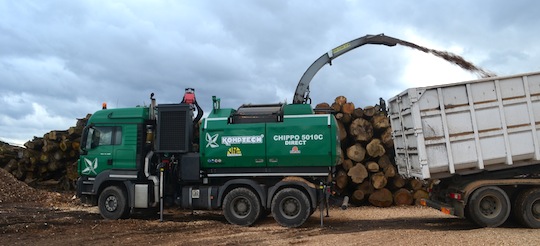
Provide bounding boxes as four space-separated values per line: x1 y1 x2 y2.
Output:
80 125 121 176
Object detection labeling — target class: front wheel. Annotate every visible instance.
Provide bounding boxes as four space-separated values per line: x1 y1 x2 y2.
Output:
222 188 261 226
98 186 129 220
271 188 311 228
466 186 510 227
513 188 540 228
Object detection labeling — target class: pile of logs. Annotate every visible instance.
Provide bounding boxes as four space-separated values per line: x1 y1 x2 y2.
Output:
316 96 428 207
0 115 90 190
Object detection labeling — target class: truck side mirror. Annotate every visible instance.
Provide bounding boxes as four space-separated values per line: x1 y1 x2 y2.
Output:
80 125 95 155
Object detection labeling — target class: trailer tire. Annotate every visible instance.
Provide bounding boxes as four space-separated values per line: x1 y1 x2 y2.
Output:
271 188 311 228
98 186 129 220
513 188 540 228
466 186 510 227
222 188 261 226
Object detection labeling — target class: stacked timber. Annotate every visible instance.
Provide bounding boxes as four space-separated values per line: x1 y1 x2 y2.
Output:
316 96 427 207
0 115 90 190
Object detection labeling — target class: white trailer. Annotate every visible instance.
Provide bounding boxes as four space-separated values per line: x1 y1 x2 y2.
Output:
388 71 540 228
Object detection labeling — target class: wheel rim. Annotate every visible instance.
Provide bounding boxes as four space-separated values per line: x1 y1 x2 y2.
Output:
231 197 251 218
280 196 300 219
105 195 118 212
479 195 501 218
532 198 540 220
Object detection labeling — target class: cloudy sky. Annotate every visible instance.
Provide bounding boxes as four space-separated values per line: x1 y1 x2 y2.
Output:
2 0 540 145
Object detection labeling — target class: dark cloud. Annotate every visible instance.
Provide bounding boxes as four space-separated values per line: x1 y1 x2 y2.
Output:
1 0 540 144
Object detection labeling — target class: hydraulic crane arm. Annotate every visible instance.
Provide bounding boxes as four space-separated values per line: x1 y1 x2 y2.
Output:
293 34 402 104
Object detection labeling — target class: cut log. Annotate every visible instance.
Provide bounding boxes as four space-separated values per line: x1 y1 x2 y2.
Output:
346 143 366 162
371 114 390 130
368 188 393 207
341 102 355 114
348 163 368 184
363 106 376 117
413 189 429 205
366 139 385 157
357 180 375 196
381 127 394 148
337 121 348 141
315 103 331 114
409 179 424 191
331 102 341 112
335 113 352 125
349 118 373 142
351 189 365 203
393 188 413 206
371 172 388 189
391 175 406 189
383 164 396 178
342 159 354 171
377 155 392 169
336 170 349 190
352 108 364 119
365 161 380 173
334 96 347 106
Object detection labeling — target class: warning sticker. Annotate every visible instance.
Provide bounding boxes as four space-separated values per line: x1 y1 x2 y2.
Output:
227 147 242 157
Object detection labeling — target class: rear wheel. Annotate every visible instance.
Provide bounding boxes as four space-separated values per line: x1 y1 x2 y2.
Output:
466 186 510 227
222 188 261 226
271 188 311 228
98 186 129 220
513 188 540 228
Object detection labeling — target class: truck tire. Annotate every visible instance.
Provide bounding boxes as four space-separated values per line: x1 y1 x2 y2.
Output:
222 188 261 226
271 188 311 228
513 188 540 228
98 186 129 220
466 186 510 227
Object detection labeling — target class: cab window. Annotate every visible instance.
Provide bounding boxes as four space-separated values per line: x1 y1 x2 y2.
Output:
90 126 122 148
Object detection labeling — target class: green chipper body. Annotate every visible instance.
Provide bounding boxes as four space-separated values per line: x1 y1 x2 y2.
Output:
201 102 340 170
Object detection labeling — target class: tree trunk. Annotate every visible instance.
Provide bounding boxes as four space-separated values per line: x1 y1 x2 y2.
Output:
368 188 393 207
363 106 376 118
336 170 349 190
341 102 355 114
348 163 368 184
342 159 354 171
352 108 364 119
357 180 375 196
371 172 388 189
346 143 366 162
366 138 386 158
409 179 424 191
371 114 390 130
381 127 394 148
365 161 380 173
383 164 396 178
413 189 429 205
393 188 413 206
351 189 365 203
349 118 373 142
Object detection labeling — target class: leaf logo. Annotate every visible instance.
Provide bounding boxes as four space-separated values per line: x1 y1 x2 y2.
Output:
82 158 98 175
206 133 219 148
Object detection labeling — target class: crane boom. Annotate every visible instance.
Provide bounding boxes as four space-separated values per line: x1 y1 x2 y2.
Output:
293 34 402 104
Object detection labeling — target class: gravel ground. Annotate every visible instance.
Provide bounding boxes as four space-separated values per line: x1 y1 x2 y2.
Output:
2 168 540 245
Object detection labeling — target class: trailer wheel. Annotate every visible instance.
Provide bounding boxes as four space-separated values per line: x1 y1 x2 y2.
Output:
466 186 510 227
222 188 261 226
271 188 311 228
513 188 540 228
98 186 129 220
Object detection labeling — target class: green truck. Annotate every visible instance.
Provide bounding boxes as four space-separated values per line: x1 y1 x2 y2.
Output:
76 90 341 227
